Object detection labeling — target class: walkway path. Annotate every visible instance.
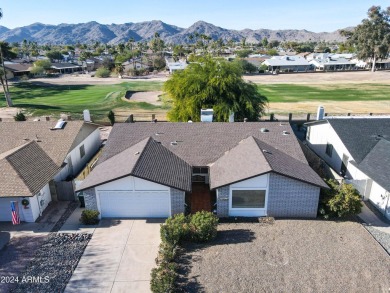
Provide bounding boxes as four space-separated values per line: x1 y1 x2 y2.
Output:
358 203 390 235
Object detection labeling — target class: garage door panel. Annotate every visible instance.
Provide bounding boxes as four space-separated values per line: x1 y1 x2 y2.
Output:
98 191 170 218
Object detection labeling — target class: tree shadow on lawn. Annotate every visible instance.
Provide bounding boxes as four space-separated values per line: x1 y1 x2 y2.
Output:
176 229 256 292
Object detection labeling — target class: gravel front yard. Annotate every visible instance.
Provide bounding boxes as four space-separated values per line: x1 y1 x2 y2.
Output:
9 233 91 293
178 220 390 293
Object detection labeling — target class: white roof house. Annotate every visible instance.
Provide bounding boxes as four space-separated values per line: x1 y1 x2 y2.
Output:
166 59 188 74
262 56 313 73
309 54 356 71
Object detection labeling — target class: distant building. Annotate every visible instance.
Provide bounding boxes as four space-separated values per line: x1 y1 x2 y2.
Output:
308 54 356 71
262 55 313 73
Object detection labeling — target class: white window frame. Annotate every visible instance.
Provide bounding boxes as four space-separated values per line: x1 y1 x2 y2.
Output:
229 186 269 217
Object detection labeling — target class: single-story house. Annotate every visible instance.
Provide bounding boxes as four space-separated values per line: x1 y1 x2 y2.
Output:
50 63 83 74
77 123 327 219
309 55 356 71
3 62 32 78
0 120 101 222
262 56 313 73
166 59 188 74
354 58 390 70
305 118 390 220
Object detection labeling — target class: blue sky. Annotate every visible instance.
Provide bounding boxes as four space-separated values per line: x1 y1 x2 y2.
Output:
1 1 389 32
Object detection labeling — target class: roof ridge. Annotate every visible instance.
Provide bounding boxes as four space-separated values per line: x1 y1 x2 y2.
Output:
0 141 33 160
131 137 154 173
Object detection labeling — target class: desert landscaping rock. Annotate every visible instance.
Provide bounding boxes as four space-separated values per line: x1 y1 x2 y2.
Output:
10 233 91 293
364 225 390 255
178 220 390 293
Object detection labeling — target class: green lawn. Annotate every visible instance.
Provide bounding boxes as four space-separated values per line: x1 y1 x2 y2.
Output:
1 81 389 118
257 83 390 102
1 81 163 117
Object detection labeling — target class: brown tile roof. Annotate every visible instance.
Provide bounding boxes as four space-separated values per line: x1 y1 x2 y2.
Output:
77 137 192 192
209 136 272 189
0 141 59 197
210 136 328 189
93 122 326 189
0 121 99 167
4 63 32 72
100 122 308 166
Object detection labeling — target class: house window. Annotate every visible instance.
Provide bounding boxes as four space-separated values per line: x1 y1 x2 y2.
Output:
232 190 266 209
325 143 333 157
79 145 85 158
192 167 208 174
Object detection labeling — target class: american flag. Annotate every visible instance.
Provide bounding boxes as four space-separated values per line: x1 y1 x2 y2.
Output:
11 201 20 225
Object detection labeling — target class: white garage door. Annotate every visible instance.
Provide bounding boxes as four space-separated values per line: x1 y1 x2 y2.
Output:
98 191 170 218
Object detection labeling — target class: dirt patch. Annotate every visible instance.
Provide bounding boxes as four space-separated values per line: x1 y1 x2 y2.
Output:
267 100 390 114
178 220 390 293
0 107 19 121
124 91 163 106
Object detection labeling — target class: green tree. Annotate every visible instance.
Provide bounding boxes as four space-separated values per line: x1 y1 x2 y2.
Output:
79 51 92 72
164 56 268 122
95 67 111 78
30 66 44 75
342 6 390 71
235 59 258 73
261 37 268 48
34 59 52 70
46 50 64 62
235 49 253 58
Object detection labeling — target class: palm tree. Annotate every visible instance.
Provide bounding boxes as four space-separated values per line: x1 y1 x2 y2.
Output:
0 8 13 107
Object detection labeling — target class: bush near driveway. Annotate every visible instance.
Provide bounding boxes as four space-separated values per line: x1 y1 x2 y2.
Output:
80 209 100 225
151 212 218 293
190 211 219 242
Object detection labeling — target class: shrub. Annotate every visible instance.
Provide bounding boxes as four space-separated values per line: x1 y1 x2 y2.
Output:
14 112 26 121
156 241 178 264
80 209 100 225
150 262 177 293
319 179 363 219
95 67 111 78
107 110 115 125
160 213 189 245
190 211 218 242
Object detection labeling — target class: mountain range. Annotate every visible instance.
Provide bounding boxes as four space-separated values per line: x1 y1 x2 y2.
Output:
0 20 347 45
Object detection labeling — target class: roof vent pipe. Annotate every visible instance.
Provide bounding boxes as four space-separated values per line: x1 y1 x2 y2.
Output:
260 128 269 133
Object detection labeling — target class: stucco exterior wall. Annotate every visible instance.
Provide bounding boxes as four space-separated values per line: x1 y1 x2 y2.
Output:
267 173 320 218
306 123 352 176
55 128 101 181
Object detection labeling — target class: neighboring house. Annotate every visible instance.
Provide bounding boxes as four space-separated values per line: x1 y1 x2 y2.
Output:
305 118 390 219
77 123 327 219
166 59 188 74
355 58 390 70
0 120 101 222
50 63 83 74
262 56 313 73
309 55 356 71
3 62 32 78
122 59 151 73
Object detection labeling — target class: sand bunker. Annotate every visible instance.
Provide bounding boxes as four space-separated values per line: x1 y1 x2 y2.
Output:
125 91 163 106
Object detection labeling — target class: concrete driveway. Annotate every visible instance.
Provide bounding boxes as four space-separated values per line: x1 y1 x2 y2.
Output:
65 219 163 293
